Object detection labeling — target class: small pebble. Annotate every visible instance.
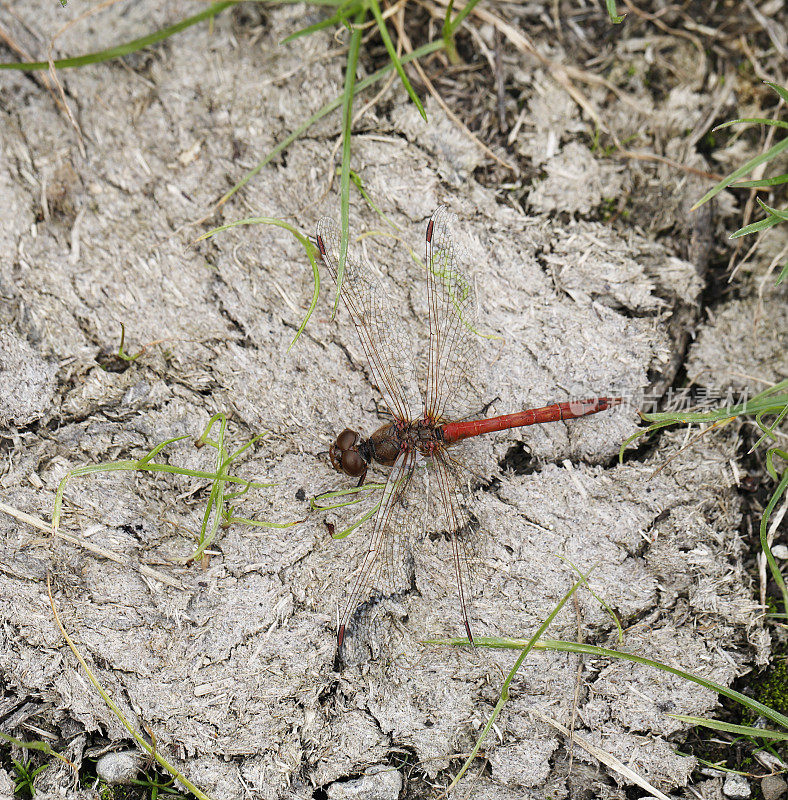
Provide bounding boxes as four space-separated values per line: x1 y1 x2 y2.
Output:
762 775 788 800
95 751 141 785
771 544 788 560
723 774 751 799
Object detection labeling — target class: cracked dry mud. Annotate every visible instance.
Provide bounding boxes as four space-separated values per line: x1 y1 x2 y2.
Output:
0 2 786 799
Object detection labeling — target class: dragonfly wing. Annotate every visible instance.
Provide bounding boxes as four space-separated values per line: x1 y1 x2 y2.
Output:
427 447 480 643
424 206 483 423
316 217 422 422
337 448 418 646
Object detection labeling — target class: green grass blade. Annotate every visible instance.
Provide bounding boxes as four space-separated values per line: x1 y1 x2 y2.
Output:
605 0 626 23
668 715 788 741
281 14 343 44
778 263 787 284
310 483 385 510
638 381 788 424
713 118 788 131
470 638 788 732
0 1 237 70
765 447 788 483
330 499 382 539
0 732 69 764
760 464 788 616
446 575 588 790
731 174 788 188
368 0 426 120
280 0 361 44
755 197 788 220
336 9 365 316
618 420 676 462
752 403 788 450
444 0 482 37
197 216 320 350
349 169 401 229
766 81 788 104
223 514 302 529
692 136 788 210
48 579 215 800
442 0 458 63
730 214 784 239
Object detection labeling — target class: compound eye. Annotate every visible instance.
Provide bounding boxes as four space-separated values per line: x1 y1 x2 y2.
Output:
341 450 366 477
335 429 359 452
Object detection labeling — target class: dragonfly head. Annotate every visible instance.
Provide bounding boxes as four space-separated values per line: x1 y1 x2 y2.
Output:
330 428 369 478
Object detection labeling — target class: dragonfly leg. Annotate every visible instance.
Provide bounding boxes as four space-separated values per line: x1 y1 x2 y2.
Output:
479 395 501 417
371 398 395 420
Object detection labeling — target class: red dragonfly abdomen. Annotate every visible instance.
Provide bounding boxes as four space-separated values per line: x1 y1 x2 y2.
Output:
440 397 621 444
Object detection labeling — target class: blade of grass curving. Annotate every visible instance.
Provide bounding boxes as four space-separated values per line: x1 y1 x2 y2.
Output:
778 263 787 284
605 0 626 23
760 457 788 615
310 483 385 510
691 136 788 210
51 447 271 530
752 403 788 451
557 555 623 642
755 197 788 220
310 483 385 538
620 382 788 459
280 0 361 43
197 217 320 350
213 39 443 209
0 1 237 71
713 118 788 131
668 715 788 740
192 414 229 562
446 574 588 790
766 81 788 104
429 637 788 732
0 732 71 766
46 576 215 800
618 420 676 462
368 0 426 120
766 446 788 484
639 382 788 425
337 8 366 316
349 169 401 229
330 499 382 539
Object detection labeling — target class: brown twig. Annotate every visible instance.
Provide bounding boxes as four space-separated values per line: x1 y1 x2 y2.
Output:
0 501 181 589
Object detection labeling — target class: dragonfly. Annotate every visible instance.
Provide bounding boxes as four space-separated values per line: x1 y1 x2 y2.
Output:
315 206 620 648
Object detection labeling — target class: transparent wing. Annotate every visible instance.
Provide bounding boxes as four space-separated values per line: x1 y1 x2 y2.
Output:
427 447 480 643
424 206 482 423
336 446 484 645
338 449 418 646
316 218 422 422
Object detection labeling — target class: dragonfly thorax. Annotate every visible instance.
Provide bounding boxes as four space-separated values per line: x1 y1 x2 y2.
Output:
330 420 446 480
